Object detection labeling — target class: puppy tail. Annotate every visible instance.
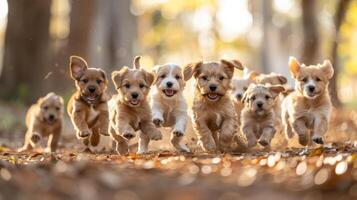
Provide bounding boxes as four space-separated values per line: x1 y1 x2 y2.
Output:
134 56 141 69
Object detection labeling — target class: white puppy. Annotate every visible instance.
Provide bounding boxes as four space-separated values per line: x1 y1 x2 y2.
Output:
151 63 190 152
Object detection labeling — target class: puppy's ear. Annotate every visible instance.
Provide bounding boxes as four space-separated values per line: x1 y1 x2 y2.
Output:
276 74 288 84
111 67 128 89
70 56 88 80
152 65 161 84
221 59 244 79
98 69 108 83
289 57 301 79
267 85 285 97
133 56 141 69
246 71 258 81
321 59 334 80
183 61 202 81
144 70 155 86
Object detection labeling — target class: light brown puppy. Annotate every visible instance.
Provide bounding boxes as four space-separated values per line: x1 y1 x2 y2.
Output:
240 84 285 148
19 93 63 153
109 56 162 155
184 59 245 152
67 56 109 149
151 63 190 152
254 72 288 86
282 57 334 146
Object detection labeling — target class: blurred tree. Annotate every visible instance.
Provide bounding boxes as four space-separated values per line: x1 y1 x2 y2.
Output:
329 0 351 108
0 0 52 104
259 0 273 73
301 0 319 64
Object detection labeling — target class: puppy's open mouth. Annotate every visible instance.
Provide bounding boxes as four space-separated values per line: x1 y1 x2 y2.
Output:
83 94 99 103
129 99 140 106
162 89 177 97
206 93 221 101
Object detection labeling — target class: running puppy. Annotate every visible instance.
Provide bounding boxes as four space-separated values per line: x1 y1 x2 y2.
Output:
67 56 109 150
240 84 285 148
184 59 245 152
282 57 334 146
109 56 162 155
151 63 190 152
19 93 63 153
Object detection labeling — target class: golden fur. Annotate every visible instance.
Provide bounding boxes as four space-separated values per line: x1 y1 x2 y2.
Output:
19 93 64 152
109 56 162 155
240 84 285 148
151 63 190 152
282 57 334 146
67 56 109 149
184 59 245 152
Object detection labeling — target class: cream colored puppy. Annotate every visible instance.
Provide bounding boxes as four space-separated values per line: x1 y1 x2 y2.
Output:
151 63 190 152
282 57 334 146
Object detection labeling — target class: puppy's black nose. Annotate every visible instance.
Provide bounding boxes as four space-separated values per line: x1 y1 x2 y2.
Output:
308 85 315 93
131 92 139 99
49 114 55 121
236 94 242 100
209 85 217 92
166 82 173 88
257 101 263 108
88 86 96 93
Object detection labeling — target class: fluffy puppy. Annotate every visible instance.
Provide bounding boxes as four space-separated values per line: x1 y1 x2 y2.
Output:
19 93 63 153
231 71 257 124
184 59 245 152
109 56 162 155
240 84 285 148
254 73 288 86
151 63 190 152
67 56 109 149
282 57 334 146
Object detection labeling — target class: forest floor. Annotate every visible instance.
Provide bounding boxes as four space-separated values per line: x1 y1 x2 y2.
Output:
0 105 356 200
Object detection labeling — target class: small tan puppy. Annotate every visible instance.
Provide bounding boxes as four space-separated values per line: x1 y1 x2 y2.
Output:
240 84 285 148
67 56 109 149
151 63 190 152
109 56 162 155
254 72 288 86
282 57 334 146
231 71 257 124
184 59 244 152
19 92 64 153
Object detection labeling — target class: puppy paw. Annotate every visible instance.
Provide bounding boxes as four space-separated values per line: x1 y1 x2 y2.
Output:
258 138 270 147
77 130 91 138
123 131 136 140
150 130 162 141
116 146 129 156
172 130 184 137
152 118 163 127
298 134 309 146
312 136 324 145
198 140 217 152
31 133 41 143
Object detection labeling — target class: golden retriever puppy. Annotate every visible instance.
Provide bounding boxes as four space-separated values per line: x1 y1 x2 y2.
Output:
231 71 257 124
151 63 190 152
282 57 334 146
67 56 109 150
19 93 64 153
184 59 244 152
109 56 162 155
240 84 285 148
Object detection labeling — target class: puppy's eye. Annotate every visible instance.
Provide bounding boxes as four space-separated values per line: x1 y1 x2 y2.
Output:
43 106 49 110
243 87 248 91
219 76 224 81
124 84 130 89
316 77 321 82
202 76 208 81
97 79 103 84
265 95 270 100
251 96 256 101
175 75 181 79
55 107 60 111
160 74 166 79
139 83 145 88
302 77 308 83
81 79 88 83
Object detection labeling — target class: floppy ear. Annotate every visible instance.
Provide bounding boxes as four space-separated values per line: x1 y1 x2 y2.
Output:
152 65 161 84
183 61 202 81
70 56 88 80
144 70 155 86
246 71 258 81
288 57 301 79
221 59 244 79
321 59 334 80
98 69 108 83
111 67 128 89
267 85 286 97
276 74 288 84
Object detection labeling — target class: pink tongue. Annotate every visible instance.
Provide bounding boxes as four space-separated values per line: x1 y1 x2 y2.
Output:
209 93 218 98
166 89 174 95
131 99 138 104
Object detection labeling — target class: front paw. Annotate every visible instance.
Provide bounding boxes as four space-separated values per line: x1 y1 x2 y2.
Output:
116 142 129 155
312 136 324 144
123 131 136 140
172 130 184 137
31 133 41 143
150 129 162 141
198 140 217 152
298 134 309 146
153 118 164 127
258 138 270 146
77 130 91 138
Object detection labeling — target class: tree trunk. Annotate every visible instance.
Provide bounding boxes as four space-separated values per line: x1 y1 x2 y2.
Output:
301 0 319 64
0 0 51 104
260 0 273 73
329 0 351 108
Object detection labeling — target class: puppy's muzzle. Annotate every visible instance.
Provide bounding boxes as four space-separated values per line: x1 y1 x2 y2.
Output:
209 84 217 92
308 85 315 93
236 94 242 101
256 101 264 109
88 86 96 94
166 82 173 88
